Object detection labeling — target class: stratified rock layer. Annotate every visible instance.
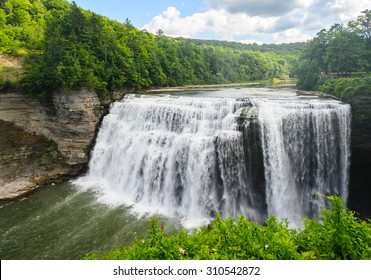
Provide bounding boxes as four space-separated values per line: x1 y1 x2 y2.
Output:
0 89 104 199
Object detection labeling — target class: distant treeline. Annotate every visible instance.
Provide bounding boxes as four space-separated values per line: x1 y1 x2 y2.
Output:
176 38 306 55
0 0 301 100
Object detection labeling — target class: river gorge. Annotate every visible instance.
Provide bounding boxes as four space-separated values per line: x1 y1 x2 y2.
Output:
0 86 370 259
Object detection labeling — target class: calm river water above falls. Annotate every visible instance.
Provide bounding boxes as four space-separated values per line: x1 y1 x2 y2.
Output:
0 87 355 259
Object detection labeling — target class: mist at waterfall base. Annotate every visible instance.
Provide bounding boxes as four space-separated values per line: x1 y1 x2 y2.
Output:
0 88 352 259
75 88 351 228
0 183 161 259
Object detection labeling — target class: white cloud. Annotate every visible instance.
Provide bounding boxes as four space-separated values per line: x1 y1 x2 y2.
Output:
143 0 370 44
300 0 370 31
206 0 309 16
238 39 264 45
143 7 205 38
327 0 370 21
143 7 278 40
161 6 181 19
273 28 312 44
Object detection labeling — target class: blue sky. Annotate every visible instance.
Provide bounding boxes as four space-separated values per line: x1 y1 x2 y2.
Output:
67 0 370 44
66 0 207 26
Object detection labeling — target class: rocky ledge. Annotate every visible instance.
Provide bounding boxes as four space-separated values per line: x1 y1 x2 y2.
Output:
0 89 107 200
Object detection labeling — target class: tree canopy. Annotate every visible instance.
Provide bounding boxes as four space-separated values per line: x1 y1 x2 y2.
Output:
296 9 371 91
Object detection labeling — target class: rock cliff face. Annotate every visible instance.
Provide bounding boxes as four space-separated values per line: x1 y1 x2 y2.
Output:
0 89 104 199
49 90 105 166
346 95 371 219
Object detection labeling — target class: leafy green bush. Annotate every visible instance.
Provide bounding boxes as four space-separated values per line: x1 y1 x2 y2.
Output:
84 196 371 260
296 196 371 259
321 78 371 99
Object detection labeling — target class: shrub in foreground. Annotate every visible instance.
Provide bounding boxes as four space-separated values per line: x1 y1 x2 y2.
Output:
84 197 371 260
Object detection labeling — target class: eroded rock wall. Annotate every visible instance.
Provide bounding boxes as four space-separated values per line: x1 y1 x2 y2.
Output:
0 89 104 199
347 95 371 219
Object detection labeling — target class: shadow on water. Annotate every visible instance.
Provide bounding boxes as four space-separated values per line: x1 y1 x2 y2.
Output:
0 182 178 260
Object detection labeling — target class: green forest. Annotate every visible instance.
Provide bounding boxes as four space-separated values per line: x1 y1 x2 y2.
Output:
1 1 370 101
296 9 371 99
0 0 300 100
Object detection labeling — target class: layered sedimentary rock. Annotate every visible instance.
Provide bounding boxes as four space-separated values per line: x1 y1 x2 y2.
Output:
0 89 104 199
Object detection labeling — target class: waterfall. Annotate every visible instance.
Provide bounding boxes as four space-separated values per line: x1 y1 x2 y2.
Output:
253 98 351 226
74 93 351 227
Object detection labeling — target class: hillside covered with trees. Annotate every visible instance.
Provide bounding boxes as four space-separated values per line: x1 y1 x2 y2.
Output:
2 0 368 101
0 0 301 101
296 9 371 99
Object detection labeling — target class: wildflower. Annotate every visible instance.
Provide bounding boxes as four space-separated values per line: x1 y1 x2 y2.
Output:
179 248 186 254
264 244 269 249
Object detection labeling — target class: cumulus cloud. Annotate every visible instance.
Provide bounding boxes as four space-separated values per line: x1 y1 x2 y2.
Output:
206 0 309 16
300 0 370 31
143 7 278 40
143 7 203 38
269 16 302 32
272 28 312 44
142 0 369 44
326 0 370 21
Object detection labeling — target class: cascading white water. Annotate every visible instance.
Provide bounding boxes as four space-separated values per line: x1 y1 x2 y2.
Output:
75 95 260 227
253 98 351 226
74 93 351 227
